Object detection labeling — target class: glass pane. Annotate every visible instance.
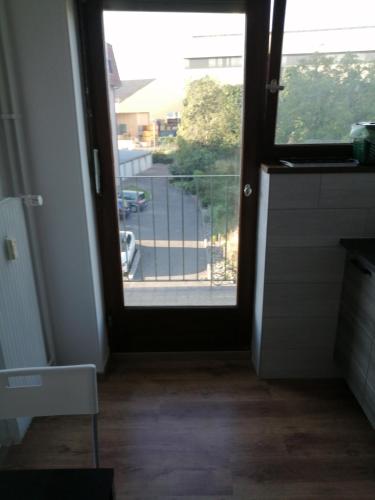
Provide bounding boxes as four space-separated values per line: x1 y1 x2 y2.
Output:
275 0 375 144
103 11 245 307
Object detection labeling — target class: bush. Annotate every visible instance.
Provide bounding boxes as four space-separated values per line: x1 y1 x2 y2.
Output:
171 137 217 175
152 152 174 164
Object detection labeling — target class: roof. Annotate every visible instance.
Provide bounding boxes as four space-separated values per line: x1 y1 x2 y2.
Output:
115 80 154 102
106 44 121 88
118 149 151 164
115 77 185 118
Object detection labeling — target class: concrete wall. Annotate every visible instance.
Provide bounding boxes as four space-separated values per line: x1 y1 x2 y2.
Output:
119 153 152 178
4 0 108 371
0 29 11 201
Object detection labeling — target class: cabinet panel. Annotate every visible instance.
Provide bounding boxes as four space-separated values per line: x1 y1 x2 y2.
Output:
363 382 375 427
262 317 338 350
341 260 375 340
336 250 375 427
367 347 375 392
263 283 342 318
260 347 338 378
269 174 320 209
265 247 345 283
319 174 375 208
365 209 375 238
336 313 372 375
267 210 367 247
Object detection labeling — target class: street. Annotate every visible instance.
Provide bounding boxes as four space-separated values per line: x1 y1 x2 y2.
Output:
119 165 208 281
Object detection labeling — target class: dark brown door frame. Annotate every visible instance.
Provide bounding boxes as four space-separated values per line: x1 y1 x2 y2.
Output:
78 0 271 352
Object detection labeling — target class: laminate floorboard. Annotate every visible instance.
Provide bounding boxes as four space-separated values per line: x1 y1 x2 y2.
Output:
2 356 375 499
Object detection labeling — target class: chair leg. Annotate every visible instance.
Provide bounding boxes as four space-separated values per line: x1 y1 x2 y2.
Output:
92 413 99 468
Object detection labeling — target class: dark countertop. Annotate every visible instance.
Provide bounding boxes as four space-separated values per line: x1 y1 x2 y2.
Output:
262 163 375 174
340 238 375 272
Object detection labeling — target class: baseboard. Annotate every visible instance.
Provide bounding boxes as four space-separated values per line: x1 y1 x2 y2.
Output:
111 350 251 362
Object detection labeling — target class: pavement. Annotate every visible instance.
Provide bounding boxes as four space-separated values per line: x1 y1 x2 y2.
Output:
119 164 208 281
119 163 237 306
123 281 236 306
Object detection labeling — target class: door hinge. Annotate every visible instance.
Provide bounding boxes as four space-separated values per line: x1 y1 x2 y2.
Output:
266 79 285 94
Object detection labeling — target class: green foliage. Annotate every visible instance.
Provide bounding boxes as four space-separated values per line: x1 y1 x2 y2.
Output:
171 77 243 235
171 138 217 175
178 76 242 151
157 136 177 147
152 152 174 164
276 53 375 144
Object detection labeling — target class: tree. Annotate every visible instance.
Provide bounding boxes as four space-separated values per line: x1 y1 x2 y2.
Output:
168 77 242 235
178 76 242 150
276 53 375 144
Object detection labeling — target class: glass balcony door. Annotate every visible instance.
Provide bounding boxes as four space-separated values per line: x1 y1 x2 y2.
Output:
79 0 270 351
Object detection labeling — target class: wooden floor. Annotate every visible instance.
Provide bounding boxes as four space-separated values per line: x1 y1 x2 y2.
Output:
2 356 375 499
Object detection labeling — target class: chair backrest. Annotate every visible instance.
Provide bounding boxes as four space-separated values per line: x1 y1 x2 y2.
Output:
0 365 98 419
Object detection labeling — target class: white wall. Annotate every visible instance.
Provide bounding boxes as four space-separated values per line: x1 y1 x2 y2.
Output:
0 32 11 200
4 0 108 371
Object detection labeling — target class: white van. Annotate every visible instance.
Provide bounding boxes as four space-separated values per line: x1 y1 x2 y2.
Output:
119 231 136 274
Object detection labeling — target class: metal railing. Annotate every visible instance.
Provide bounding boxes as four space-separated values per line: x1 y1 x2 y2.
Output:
116 174 240 284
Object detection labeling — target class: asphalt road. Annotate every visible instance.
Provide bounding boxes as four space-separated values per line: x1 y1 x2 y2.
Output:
119 165 208 280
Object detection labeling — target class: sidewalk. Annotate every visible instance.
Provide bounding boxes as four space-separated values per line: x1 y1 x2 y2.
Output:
123 281 236 306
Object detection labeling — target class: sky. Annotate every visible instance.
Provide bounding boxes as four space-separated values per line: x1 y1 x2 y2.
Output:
103 0 375 80
103 12 245 79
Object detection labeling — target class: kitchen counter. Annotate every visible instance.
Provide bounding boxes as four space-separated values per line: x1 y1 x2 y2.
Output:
340 238 375 272
336 238 375 428
262 163 375 174
252 166 375 378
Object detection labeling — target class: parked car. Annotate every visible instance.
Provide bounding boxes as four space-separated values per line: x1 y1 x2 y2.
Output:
117 197 130 220
119 230 136 275
122 190 148 212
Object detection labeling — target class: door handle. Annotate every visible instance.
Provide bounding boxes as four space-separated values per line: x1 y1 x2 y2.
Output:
243 184 252 197
266 79 285 94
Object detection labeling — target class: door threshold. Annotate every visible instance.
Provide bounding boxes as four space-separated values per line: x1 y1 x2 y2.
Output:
111 350 250 362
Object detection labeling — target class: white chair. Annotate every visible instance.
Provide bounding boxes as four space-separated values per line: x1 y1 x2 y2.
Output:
0 364 100 467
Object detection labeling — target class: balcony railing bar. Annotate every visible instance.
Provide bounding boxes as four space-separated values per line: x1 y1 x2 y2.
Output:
119 174 240 179
224 180 229 281
195 177 199 281
134 176 144 280
166 177 172 280
181 184 185 281
116 174 239 285
150 177 158 280
210 176 214 288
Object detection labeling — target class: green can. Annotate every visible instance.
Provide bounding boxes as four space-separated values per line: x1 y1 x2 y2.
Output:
350 122 375 165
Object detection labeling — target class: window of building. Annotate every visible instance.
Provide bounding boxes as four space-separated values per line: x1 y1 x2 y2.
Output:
187 56 242 69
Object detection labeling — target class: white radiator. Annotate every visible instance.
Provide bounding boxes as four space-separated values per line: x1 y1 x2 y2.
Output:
0 198 47 444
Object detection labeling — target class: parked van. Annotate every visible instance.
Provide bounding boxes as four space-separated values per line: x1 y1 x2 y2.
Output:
122 190 148 212
119 231 136 274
